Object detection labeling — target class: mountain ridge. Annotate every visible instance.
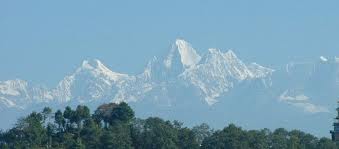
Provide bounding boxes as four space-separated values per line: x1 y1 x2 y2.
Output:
0 39 274 109
0 39 337 137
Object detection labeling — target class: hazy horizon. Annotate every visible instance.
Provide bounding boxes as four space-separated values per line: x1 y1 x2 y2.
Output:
1 0 338 87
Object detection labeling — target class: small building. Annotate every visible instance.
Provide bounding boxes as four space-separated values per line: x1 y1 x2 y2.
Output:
330 101 339 141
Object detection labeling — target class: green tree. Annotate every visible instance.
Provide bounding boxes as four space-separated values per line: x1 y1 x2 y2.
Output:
61 132 77 148
192 123 213 145
100 124 133 149
139 117 178 149
1 102 337 149
0 130 9 149
0 143 9 149
177 127 200 149
63 106 75 131
14 112 47 148
1 128 25 148
93 103 118 127
317 137 337 149
73 138 86 149
46 123 56 148
42 107 52 121
80 119 101 149
288 130 318 149
55 110 65 132
201 124 250 149
74 105 90 129
131 118 145 148
247 129 270 149
111 102 135 125
94 102 134 126
270 128 289 149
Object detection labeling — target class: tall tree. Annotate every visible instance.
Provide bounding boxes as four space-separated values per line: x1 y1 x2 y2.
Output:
94 102 134 126
42 107 53 123
192 123 213 145
46 123 56 148
111 102 135 125
93 103 118 127
177 127 200 149
100 124 133 149
201 124 250 149
247 129 270 149
55 110 65 132
80 119 101 149
15 112 47 148
74 105 90 129
139 117 178 149
270 128 289 149
63 106 75 131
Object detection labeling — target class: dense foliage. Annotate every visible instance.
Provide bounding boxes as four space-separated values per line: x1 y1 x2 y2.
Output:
0 102 337 149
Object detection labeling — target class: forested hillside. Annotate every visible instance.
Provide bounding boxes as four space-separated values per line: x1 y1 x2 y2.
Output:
0 102 337 149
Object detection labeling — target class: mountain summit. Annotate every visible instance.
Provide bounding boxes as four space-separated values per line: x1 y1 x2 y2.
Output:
174 39 201 68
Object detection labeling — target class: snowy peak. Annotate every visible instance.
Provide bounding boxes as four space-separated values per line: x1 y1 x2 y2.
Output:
52 59 132 103
0 79 28 96
0 79 54 109
82 59 102 69
142 56 158 80
79 59 128 81
157 39 202 80
181 49 274 105
248 63 274 78
175 39 201 68
224 49 237 59
203 49 259 80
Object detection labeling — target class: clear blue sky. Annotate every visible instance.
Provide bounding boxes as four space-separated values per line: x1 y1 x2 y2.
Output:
1 0 338 86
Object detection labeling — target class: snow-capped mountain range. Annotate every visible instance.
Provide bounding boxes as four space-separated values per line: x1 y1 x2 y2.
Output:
0 39 274 109
0 39 338 136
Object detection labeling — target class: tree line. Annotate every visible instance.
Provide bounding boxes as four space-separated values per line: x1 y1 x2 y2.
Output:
0 102 337 149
